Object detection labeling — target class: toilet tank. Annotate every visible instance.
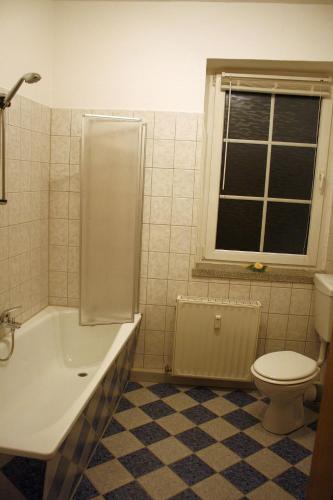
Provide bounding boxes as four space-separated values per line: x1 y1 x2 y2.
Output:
314 274 333 342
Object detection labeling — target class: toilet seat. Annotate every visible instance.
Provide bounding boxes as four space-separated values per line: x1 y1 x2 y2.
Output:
251 351 319 385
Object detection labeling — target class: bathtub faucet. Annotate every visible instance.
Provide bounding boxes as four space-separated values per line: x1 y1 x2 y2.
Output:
0 306 21 362
0 305 22 329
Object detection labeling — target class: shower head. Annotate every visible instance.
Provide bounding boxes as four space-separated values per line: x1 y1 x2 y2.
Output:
0 72 42 109
23 73 41 84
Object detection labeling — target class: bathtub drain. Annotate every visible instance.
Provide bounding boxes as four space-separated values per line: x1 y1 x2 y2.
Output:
78 372 88 377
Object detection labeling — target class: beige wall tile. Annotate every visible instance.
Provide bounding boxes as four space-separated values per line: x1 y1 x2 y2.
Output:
290 288 312 315
145 305 166 330
150 197 172 225
267 314 288 340
144 330 165 355
287 315 308 341
146 279 167 305
154 112 176 140
153 140 174 169
229 283 250 300
167 280 188 306
173 169 194 198
171 197 193 226
269 287 291 314
152 168 173 197
50 135 70 163
49 271 67 297
188 281 208 297
207 282 228 299
149 225 170 252
148 251 169 279
49 218 68 246
51 108 71 136
50 191 69 219
250 285 271 313
50 164 69 191
168 253 189 280
174 141 196 169
49 245 68 272
170 226 191 254
70 137 81 164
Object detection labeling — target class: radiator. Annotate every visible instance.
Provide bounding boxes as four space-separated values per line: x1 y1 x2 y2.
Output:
172 296 261 381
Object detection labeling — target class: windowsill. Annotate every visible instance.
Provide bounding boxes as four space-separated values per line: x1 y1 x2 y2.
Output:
192 261 321 284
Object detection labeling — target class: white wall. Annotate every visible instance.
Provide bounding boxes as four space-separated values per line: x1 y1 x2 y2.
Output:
53 1 333 112
0 0 54 105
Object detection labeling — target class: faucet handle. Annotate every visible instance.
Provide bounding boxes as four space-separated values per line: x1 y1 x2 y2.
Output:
0 305 22 322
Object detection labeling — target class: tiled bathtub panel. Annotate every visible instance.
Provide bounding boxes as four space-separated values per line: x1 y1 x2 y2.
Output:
0 324 139 500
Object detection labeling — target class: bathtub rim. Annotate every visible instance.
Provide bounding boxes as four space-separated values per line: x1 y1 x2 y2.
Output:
0 306 141 460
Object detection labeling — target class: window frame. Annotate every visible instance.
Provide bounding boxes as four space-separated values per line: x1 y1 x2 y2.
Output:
201 74 333 267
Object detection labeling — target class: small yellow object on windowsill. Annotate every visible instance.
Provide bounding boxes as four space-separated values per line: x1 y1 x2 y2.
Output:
247 262 267 273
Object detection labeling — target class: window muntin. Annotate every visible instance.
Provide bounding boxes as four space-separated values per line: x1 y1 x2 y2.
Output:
217 91 320 255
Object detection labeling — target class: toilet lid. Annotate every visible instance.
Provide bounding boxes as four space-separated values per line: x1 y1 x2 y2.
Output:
253 351 318 381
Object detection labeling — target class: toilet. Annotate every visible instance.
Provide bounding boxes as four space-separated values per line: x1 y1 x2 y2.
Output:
251 273 333 435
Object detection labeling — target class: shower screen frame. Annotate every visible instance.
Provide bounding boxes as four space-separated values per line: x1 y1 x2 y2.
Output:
80 114 146 326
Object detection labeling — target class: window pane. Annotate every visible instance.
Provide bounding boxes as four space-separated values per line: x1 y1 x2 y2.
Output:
224 92 271 140
216 199 263 251
272 95 320 143
264 202 310 254
221 143 267 197
269 146 316 200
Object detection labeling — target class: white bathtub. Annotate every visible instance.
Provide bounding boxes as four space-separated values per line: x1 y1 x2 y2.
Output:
0 306 141 460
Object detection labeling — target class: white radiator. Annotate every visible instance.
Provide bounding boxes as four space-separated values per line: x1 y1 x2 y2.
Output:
172 296 261 381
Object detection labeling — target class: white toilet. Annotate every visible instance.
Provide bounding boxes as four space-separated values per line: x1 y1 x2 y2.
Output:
251 273 333 435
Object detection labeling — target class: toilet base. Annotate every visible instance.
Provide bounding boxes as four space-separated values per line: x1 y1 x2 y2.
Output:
262 394 305 435
254 377 315 435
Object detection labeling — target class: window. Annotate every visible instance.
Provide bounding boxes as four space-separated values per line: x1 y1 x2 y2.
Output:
202 74 332 266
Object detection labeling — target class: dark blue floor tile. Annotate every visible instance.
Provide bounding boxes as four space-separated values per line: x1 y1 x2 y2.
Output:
223 390 257 407
223 432 263 458
269 438 311 465
73 474 99 499
125 381 143 393
140 400 175 420
308 420 318 431
2 456 46 500
131 421 170 446
103 418 125 438
88 442 113 468
181 405 217 425
170 454 214 486
148 383 180 398
222 460 267 494
169 488 201 499
119 448 163 478
223 409 259 430
176 427 216 452
104 480 152 499
274 467 309 499
185 386 217 403
116 396 135 413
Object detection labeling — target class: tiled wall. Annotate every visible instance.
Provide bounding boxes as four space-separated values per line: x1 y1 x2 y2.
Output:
0 92 50 322
48 109 321 373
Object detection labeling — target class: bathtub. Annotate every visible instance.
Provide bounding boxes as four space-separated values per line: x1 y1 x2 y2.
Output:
0 306 141 499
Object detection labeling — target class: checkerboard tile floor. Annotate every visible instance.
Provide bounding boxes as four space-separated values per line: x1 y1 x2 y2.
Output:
74 382 319 500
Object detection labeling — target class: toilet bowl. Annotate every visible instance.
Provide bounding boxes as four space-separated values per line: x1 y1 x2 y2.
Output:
251 273 333 435
251 350 320 434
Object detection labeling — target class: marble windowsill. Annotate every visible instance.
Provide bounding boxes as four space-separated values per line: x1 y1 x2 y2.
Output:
192 262 321 284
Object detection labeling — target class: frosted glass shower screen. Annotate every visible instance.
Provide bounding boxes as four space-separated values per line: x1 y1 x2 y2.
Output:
80 115 145 325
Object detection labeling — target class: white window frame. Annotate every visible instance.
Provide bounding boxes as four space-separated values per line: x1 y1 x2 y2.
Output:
201 74 333 267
